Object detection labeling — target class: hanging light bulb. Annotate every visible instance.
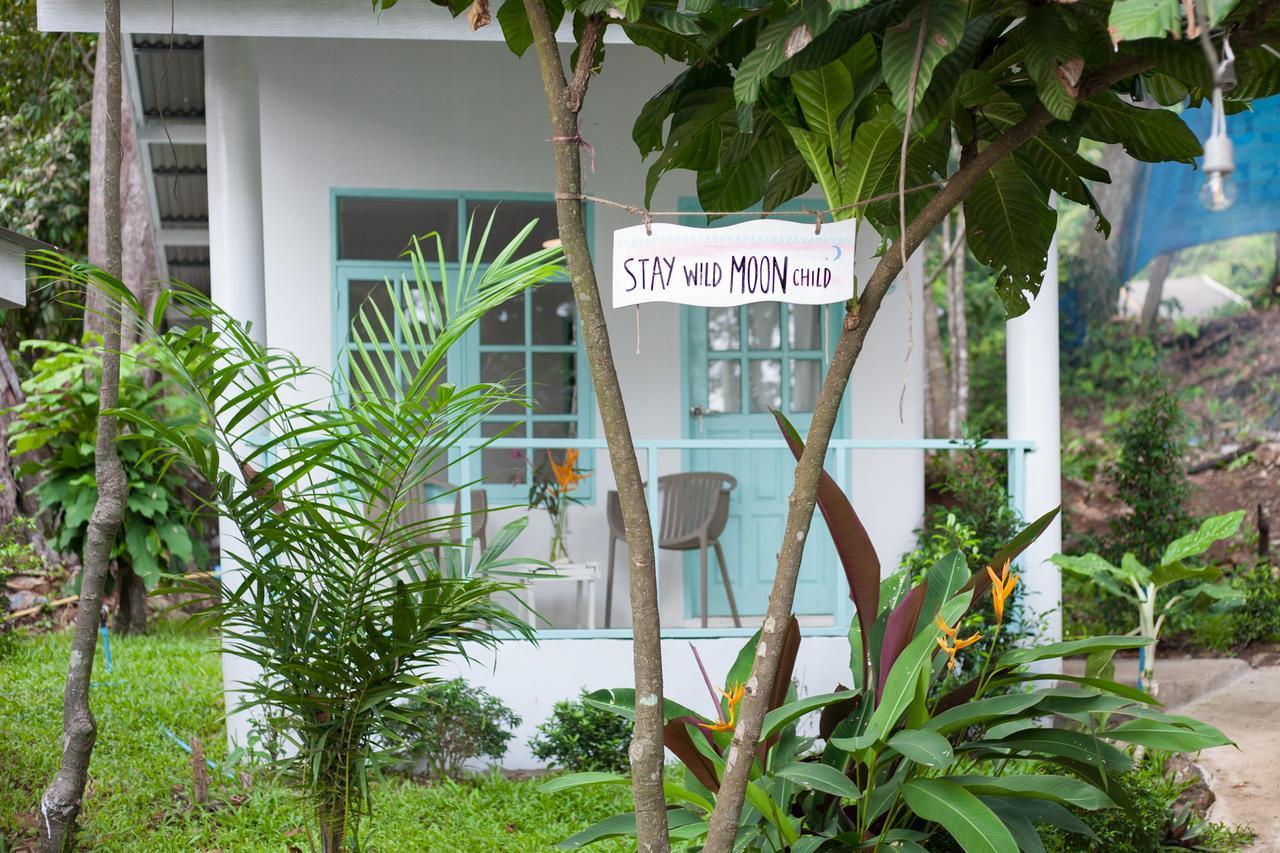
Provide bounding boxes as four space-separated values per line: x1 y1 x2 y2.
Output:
1199 36 1237 212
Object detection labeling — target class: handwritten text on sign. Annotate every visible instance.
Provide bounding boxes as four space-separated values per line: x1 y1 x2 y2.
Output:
612 219 857 308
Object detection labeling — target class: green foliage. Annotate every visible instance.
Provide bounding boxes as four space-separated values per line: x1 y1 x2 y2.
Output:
1106 379 1192 566
1225 563 1280 646
529 690 635 773
448 0 1276 317
388 680 520 782
547 415 1231 850
1062 329 1163 417
32 215 563 849
8 338 209 590
0 0 93 253
0 625 635 851
1054 511 1245 689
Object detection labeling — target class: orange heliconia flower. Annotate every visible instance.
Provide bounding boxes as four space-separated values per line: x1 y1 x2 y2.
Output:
547 449 588 493
935 617 982 671
986 559 1020 625
700 682 745 733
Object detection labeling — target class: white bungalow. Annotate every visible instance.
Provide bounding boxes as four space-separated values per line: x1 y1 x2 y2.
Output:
37 0 1063 766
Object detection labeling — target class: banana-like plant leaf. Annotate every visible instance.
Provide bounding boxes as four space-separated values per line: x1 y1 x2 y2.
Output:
1159 510 1245 567
887 729 955 768
901 779 1019 853
773 410 880 684
877 582 928 705
949 774 1115 809
774 761 863 798
664 719 722 793
998 635 1150 668
965 507 1060 600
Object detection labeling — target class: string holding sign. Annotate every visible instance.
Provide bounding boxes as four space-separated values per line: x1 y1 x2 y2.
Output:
612 218 858 309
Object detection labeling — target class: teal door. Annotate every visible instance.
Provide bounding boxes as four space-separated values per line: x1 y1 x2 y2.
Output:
683 303 843 620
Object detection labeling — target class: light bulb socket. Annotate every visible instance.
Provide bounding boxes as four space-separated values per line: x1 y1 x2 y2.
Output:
1203 133 1235 174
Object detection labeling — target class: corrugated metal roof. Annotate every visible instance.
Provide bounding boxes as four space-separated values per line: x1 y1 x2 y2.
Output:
150 143 208 224
166 246 210 295
132 34 205 118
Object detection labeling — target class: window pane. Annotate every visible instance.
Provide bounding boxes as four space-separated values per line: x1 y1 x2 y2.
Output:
747 303 781 350
532 283 576 346
465 199 559 262
707 307 740 351
533 421 578 438
789 305 822 351
347 349 397 401
481 352 526 414
748 359 782 413
482 420 527 485
481 294 525 346
338 196 457 261
348 280 395 342
790 359 821 413
532 352 577 415
707 359 740 413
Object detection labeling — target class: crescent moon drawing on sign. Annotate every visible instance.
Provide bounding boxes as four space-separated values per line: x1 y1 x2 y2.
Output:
830 244 842 261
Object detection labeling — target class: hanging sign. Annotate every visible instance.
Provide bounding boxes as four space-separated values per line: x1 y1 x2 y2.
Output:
612 218 857 308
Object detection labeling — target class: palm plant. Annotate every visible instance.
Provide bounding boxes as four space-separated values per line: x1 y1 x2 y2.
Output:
32 216 562 851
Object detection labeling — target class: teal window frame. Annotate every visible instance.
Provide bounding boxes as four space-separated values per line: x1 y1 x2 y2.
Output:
330 188 596 501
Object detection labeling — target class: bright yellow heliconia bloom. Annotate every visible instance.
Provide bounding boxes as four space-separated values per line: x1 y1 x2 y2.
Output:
701 682 745 733
986 559 1020 625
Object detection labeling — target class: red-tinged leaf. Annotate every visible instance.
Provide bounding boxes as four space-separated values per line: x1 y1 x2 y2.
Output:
759 616 802 763
819 683 858 740
664 717 721 792
963 506 1060 600
773 410 880 683
877 581 927 705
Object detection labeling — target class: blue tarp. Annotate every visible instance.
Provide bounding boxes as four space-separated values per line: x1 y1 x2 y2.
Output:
1121 94 1280 280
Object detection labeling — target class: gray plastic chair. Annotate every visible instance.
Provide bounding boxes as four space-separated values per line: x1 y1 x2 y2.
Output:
606 472 740 628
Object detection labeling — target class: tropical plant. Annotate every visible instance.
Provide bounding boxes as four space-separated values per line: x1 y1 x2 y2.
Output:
1053 510 1246 694
7 336 210 633
530 689 635 773
30 215 563 851
387 679 521 781
544 412 1231 850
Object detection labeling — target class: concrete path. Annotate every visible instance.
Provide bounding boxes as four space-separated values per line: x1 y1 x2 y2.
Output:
1177 666 1280 851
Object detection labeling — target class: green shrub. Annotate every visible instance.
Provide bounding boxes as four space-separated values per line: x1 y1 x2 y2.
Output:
389 680 521 782
1106 379 1191 566
1228 563 1280 645
529 690 633 773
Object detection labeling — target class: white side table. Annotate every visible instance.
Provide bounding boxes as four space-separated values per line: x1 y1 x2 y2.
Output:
522 561 599 630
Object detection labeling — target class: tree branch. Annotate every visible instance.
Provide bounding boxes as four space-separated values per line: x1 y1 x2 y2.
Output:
701 53 1156 850
520 2 670 851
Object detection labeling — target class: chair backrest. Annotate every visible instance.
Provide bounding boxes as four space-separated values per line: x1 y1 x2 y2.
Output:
657 472 736 545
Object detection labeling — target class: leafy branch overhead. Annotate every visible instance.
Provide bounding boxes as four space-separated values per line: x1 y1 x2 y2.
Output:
403 0 1280 317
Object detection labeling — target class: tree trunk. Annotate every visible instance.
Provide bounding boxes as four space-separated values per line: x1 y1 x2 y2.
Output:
1140 251 1174 335
699 71 1136 843
112 562 147 635
518 6 669 850
924 232 950 438
946 211 969 435
39 2 128 848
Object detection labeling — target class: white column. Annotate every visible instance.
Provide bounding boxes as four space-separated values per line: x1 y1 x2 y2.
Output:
1006 232 1063 652
205 36 267 748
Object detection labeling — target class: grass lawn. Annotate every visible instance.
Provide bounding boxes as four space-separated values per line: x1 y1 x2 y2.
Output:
0 623 632 851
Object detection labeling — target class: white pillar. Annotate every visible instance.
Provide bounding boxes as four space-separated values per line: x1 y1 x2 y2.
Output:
1006 231 1063 653
205 36 267 748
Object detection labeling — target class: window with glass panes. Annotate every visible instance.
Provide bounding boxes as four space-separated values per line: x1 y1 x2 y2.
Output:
333 192 592 495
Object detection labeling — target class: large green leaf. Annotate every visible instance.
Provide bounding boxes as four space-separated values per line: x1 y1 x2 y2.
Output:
970 728 1132 773
774 761 863 798
792 61 854 156
1106 715 1232 752
1022 8 1084 120
842 104 903 208
761 690 860 741
762 153 816 211
949 775 1115 809
901 779 1019 853
697 131 786 212
963 157 1056 318
733 0 836 111
1080 92 1202 164
645 88 735 205
881 0 967 114
495 0 564 56
555 808 703 849
887 729 955 768
1159 510 1245 567
927 691 1044 734
1013 134 1112 236
998 635 1150 668
1108 0 1181 43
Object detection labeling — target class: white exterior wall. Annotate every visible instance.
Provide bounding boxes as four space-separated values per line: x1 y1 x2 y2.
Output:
217 36 926 758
